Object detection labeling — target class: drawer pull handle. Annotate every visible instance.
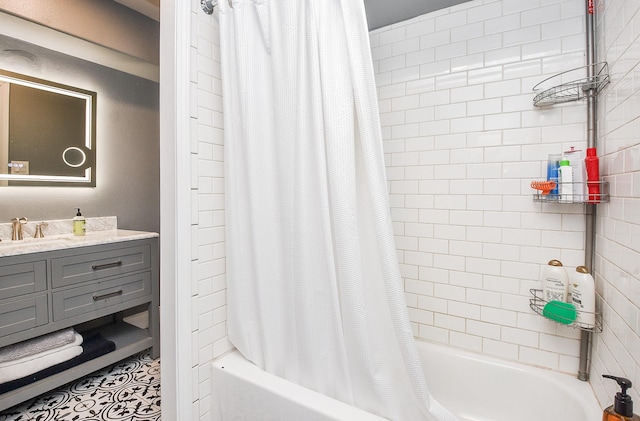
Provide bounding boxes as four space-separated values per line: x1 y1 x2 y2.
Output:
91 261 123 271
93 290 123 301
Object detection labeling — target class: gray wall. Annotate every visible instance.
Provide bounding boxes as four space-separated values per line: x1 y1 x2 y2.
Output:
0 0 159 65
0 34 159 233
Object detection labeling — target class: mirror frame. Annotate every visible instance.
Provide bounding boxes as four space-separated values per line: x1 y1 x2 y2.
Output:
0 69 97 187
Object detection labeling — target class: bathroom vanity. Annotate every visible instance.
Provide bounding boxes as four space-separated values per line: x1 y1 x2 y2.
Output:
0 227 159 411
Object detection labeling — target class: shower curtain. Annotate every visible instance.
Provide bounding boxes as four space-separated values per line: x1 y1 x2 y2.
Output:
219 1 457 420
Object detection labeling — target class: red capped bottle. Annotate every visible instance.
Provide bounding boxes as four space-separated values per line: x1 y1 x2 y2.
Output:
585 147 600 203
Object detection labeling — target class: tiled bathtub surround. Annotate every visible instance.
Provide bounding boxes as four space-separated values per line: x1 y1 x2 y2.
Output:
590 0 640 409
183 0 640 418
371 0 589 373
189 1 230 419
370 0 640 409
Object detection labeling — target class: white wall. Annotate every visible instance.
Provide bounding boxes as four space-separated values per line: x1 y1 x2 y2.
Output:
189 3 231 420
590 0 640 408
370 0 589 374
0 0 159 65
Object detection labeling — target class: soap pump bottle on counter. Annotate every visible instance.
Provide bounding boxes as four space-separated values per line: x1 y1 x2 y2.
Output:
602 375 640 421
73 208 86 236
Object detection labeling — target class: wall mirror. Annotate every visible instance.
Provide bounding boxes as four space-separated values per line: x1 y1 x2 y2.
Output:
0 69 96 187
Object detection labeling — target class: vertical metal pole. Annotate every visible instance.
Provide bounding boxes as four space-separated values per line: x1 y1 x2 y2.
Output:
578 329 592 381
578 0 597 382
586 0 596 151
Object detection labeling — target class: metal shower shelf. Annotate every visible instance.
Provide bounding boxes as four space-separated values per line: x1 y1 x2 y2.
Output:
532 62 609 107
532 180 610 204
529 289 602 332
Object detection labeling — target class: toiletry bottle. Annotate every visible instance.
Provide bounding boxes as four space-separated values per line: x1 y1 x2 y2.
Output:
542 260 569 302
558 158 573 202
547 154 560 195
602 375 640 421
585 147 601 203
564 146 586 198
73 208 86 236
570 266 596 328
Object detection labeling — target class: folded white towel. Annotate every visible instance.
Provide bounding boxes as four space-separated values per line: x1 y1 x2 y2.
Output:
0 345 83 384
0 333 83 369
0 328 76 363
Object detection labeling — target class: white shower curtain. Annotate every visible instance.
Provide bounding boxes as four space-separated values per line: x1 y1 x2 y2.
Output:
219 1 457 420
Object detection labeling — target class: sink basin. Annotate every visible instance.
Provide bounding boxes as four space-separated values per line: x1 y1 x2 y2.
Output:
0 236 73 245
0 235 77 256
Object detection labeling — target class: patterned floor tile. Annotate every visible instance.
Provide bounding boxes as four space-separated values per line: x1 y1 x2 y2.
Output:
0 351 160 421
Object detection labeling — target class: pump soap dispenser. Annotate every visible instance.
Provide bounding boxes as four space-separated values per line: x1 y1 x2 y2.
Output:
603 375 640 421
73 208 86 236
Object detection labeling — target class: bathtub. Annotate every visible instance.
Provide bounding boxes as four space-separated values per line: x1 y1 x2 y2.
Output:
211 340 602 421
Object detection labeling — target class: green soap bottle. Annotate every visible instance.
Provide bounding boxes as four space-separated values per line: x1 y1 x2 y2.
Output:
73 208 86 236
602 375 640 421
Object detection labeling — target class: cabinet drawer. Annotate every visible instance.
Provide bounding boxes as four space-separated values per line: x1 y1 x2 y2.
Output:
0 260 47 299
0 294 49 338
52 272 151 321
51 245 151 288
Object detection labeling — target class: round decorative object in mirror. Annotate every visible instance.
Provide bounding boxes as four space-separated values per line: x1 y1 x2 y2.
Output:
62 147 87 168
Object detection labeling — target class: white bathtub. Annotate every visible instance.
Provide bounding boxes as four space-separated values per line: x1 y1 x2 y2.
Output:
211 340 602 421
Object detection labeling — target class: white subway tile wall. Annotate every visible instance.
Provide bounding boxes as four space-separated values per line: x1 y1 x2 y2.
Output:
371 0 591 374
191 2 232 420
187 0 640 417
590 0 640 409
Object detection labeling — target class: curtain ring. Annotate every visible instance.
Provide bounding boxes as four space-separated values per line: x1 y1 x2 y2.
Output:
201 0 234 14
201 0 217 14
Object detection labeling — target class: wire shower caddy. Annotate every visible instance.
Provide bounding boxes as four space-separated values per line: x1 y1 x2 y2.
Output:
529 289 602 332
532 62 610 107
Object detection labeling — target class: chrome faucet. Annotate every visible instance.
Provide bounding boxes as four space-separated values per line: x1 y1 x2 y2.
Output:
11 217 28 240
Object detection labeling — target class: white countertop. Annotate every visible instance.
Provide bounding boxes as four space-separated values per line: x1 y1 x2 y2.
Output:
0 229 158 258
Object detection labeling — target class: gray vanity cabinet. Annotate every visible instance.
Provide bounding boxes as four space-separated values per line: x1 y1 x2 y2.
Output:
0 260 49 339
0 236 159 412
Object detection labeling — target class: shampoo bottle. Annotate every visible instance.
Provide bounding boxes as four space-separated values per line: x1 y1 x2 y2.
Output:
570 266 596 328
585 147 601 203
73 208 86 236
602 375 640 421
542 260 569 303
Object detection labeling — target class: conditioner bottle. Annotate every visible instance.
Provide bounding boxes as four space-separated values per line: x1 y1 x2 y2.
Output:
602 375 640 421
541 260 569 302
570 266 596 328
